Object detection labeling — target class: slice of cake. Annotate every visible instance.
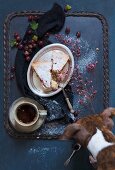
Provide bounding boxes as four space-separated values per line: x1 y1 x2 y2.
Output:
32 61 52 92
56 62 69 82
32 49 70 92
52 50 69 72
38 50 69 73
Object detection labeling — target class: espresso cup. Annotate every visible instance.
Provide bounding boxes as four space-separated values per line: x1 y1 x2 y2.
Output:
14 101 39 130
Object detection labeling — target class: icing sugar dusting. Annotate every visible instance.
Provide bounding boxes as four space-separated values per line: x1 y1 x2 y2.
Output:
29 147 50 154
78 49 97 73
28 146 65 155
55 34 97 73
38 122 66 136
77 38 97 73
55 34 98 113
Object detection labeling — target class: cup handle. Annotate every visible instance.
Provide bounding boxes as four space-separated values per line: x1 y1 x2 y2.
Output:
39 110 47 116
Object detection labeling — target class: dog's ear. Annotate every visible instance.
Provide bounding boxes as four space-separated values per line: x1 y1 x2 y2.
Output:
101 107 115 130
60 123 81 140
101 107 115 118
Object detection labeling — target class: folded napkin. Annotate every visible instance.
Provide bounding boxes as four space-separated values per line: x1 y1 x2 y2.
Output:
15 3 73 123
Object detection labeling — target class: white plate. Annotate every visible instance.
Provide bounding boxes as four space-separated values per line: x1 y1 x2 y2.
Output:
27 43 74 97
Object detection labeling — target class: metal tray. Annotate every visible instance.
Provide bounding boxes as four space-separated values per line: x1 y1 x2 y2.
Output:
3 12 109 139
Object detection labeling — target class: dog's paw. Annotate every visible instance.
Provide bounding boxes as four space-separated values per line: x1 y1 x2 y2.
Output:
89 155 97 169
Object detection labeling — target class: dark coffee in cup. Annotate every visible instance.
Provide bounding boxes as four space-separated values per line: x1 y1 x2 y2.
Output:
16 104 37 124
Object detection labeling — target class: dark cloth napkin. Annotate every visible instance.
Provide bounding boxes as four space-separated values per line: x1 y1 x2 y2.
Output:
15 3 73 123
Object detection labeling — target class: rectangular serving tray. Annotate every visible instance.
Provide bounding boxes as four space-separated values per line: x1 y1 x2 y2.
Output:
3 12 109 139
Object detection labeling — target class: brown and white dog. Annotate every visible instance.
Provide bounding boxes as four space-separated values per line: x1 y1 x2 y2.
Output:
61 107 115 170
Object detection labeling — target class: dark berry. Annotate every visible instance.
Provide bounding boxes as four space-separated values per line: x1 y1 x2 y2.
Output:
45 32 50 37
28 40 32 45
90 94 94 99
33 43 37 48
77 48 80 53
34 15 38 21
31 39 35 44
23 40 27 45
27 29 32 35
11 66 15 73
14 32 19 38
28 15 34 22
77 50 80 54
28 44 33 49
16 36 21 42
18 44 23 50
93 90 97 95
24 45 29 51
25 56 31 61
65 27 70 34
76 32 81 38
38 40 44 47
24 51 30 56
76 47 81 56
28 49 32 53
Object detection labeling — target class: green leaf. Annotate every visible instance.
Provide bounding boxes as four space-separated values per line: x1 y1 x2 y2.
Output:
65 4 72 11
10 39 17 48
32 35 38 41
30 21 39 31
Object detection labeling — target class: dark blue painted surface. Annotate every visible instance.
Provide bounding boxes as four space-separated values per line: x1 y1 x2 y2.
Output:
0 0 115 170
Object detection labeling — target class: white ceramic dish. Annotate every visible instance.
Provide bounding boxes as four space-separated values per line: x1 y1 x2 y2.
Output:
27 43 74 97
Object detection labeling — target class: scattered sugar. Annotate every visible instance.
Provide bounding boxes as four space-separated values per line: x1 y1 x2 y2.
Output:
78 49 97 73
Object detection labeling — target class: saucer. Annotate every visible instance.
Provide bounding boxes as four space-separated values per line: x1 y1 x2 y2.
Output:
9 97 47 133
